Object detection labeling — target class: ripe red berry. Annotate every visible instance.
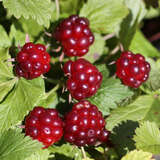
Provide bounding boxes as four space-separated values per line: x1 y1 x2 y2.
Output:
64 100 108 146
98 129 110 143
15 42 51 80
116 51 151 88
53 15 94 57
63 58 103 100
25 106 63 148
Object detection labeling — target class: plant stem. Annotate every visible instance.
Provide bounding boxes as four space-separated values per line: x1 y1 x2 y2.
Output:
81 147 87 159
55 0 60 20
103 33 115 41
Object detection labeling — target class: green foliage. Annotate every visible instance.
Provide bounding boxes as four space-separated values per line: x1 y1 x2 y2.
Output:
0 77 45 132
0 49 16 102
129 30 160 58
3 0 54 27
0 0 160 159
0 129 43 160
0 25 11 48
37 84 58 108
25 150 50 160
60 0 83 16
49 143 83 160
111 121 138 157
106 95 160 131
84 33 106 63
133 121 160 154
121 150 153 160
119 0 147 49
88 78 133 115
9 24 33 46
142 58 160 92
80 0 129 34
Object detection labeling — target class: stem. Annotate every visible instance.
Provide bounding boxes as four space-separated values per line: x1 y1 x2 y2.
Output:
44 31 52 37
81 147 87 159
149 32 160 42
52 46 61 52
103 33 115 41
119 43 124 52
55 0 60 20
45 78 61 84
104 45 119 62
25 34 30 43
6 58 15 62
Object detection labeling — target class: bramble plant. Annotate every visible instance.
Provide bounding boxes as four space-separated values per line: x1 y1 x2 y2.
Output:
0 0 160 160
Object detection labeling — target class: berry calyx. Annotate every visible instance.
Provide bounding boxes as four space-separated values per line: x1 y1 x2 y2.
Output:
64 100 109 146
63 58 103 100
15 42 51 80
25 106 63 148
116 51 151 88
53 15 94 57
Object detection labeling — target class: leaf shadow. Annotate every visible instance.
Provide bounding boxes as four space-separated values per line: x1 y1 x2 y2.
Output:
111 120 139 157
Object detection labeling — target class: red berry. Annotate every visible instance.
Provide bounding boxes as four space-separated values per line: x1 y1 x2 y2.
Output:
98 129 110 143
15 42 51 80
64 58 102 100
25 106 63 148
116 51 151 88
64 100 107 146
54 15 94 57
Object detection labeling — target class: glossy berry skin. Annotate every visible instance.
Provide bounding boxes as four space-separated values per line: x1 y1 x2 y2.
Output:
98 129 110 143
63 58 103 100
25 106 63 148
53 15 94 57
15 42 51 80
116 51 151 88
64 100 107 146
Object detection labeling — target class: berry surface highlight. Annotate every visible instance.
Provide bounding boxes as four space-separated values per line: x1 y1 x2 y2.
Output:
25 106 63 148
63 58 103 100
64 100 109 146
53 15 94 57
116 51 151 88
15 42 51 80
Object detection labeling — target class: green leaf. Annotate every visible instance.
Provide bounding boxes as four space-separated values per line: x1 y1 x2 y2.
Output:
0 49 15 102
145 7 160 19
37 84 58 108
0 25 11 48
80 0 129 34
119 0 147 49
121 150 153 160
96 64 109 78
106 95 160 131
0 129 43 160
129 30 160 58
0 77 45 132
49 143 83 160
83 33 106 63
88 78 133 115
9 24 33 46
141 58 160 92
133 121 160 154
60 0 84 15
19 18 44 38
3 0 54 27
25 150 50 160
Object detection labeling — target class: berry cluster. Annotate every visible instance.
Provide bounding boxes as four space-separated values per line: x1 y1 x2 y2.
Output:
116 51 151 88
54 15 94 57
25 107 63 148
63 58 103 100
15 42 51 80
64 100 109 146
